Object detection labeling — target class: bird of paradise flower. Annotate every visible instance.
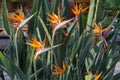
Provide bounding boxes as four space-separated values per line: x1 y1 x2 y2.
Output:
27 36 63 60
53 61 66 75
8 9 25 29
87 71 103 80
71 2 89 18
47 7 74 45
27 36 46 60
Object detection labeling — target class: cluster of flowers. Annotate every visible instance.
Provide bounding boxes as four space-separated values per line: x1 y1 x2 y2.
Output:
8 3 108 78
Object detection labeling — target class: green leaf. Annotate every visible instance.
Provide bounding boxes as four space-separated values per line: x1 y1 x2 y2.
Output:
85 74 94 80
50 0 60 13
64 22 77 47
86 41 103 71
50 0 56 13
0 53 15 79
0 52 26 80
103 52 120 80
113 73 120 80
94 0 103 23
38 15 52 45
17 30 27 73
28 0 41 36
44 0 50 12
26 47 34 80
61 0 69 17
2 0 14 36
86 0 95 32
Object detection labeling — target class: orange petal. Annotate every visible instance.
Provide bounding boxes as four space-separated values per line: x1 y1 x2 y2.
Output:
94 72 103 80
71 3 80 16
82 6 89 12
92 23 101 34
21 12 25 20
62 61 66 70
101 24 110 33
27 37 42 48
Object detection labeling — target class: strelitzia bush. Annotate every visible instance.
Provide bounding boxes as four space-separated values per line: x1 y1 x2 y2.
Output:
0 0 120 80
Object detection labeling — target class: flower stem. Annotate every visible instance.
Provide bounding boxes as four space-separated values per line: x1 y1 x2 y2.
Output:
33 61 37 80
60 74 62 80
15 29 19 66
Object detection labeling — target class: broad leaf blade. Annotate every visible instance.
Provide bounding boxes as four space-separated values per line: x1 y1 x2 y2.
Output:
2 0 14 36
0 52 26 80
38 15 52 45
